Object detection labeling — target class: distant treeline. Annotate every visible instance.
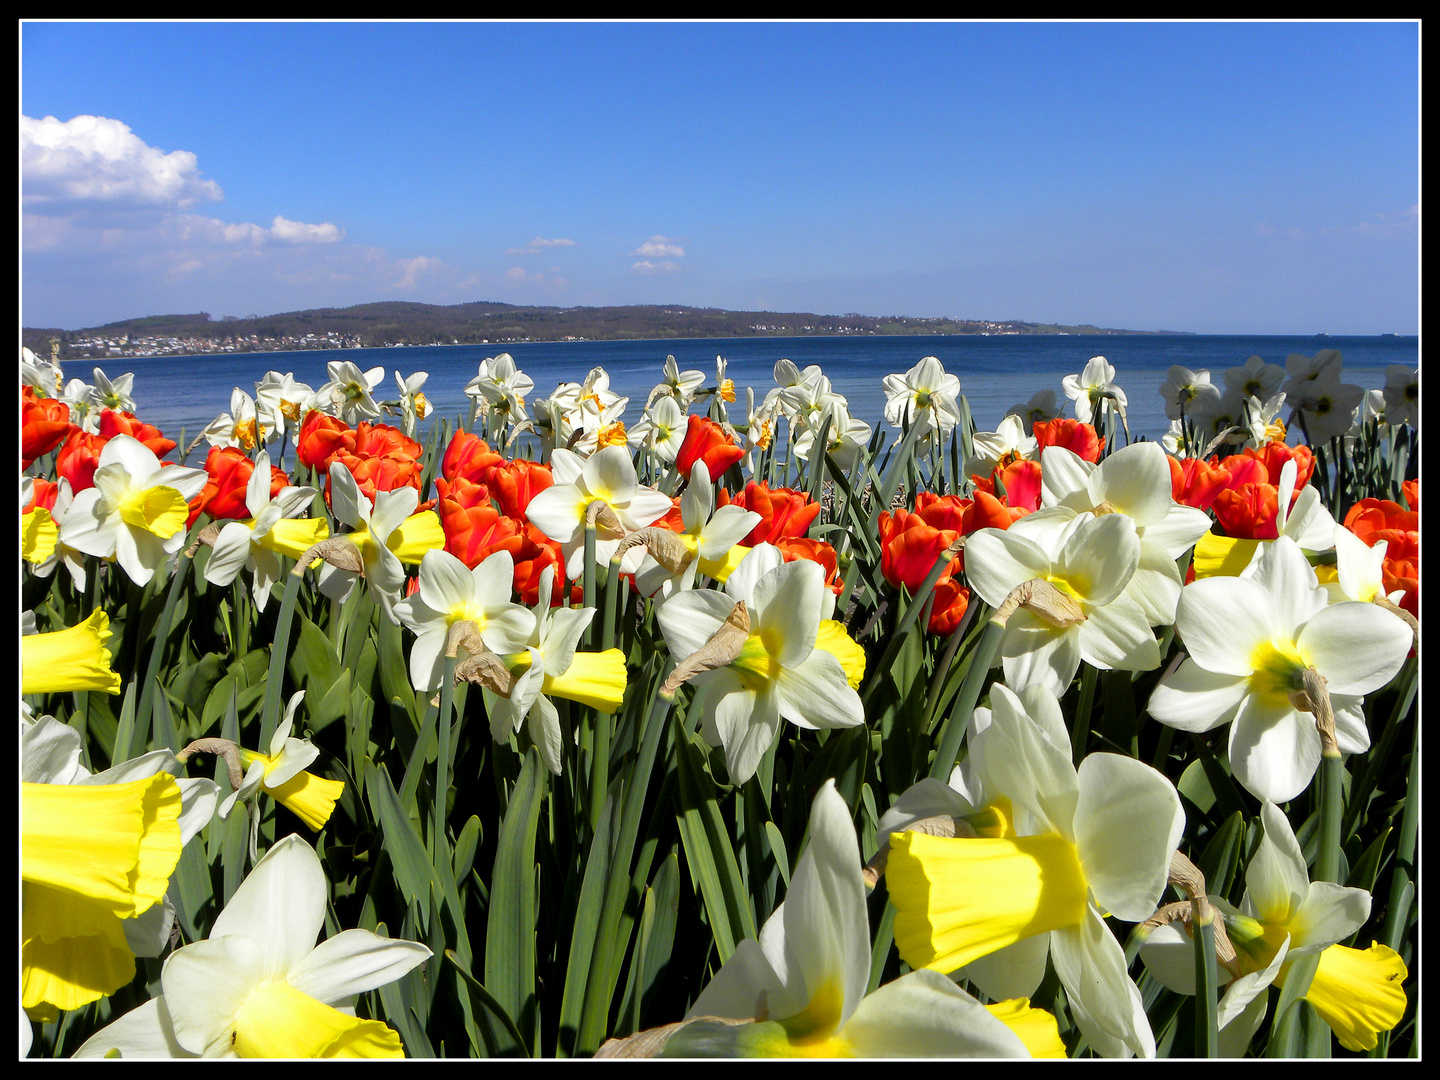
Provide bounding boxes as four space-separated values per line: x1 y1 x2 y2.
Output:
23 300 1185 356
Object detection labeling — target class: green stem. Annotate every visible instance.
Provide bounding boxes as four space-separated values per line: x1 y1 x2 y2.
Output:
928 617 1004 780
1193 907 1219 1057
261 569 303 751
134 546 194 754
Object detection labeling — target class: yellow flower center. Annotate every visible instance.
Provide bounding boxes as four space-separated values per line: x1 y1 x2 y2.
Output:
732 633 782 691
117 485 190 540
1247 640 1310 704
232 980 404 1058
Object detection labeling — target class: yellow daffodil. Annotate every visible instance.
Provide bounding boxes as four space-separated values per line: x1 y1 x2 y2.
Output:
21 608 122 695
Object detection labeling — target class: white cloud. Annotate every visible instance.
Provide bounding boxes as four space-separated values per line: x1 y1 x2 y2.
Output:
270 215 345 245
631 259 679 274
21 114 223 210
505 236 577 255
631 235 685 259
394 255 441 290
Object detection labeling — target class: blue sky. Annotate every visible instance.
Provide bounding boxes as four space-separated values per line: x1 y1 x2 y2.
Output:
21 21 1419 334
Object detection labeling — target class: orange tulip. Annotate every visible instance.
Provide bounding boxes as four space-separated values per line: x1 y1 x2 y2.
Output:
434 476 526 570
55 430 110 492
772 536 843 595
674 415 745 484
295 410 355 472
878 507 961 594
22 388 73 465
441 429 502 487
1167 454 1230 512
188 446 290 526
1210 483 1280 541
98 409 176 460
1344 496 1419 618
718 482 821 547
1033 417 1102 463
489 459 554 524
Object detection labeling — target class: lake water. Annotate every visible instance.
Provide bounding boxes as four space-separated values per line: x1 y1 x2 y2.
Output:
105 333 1417 457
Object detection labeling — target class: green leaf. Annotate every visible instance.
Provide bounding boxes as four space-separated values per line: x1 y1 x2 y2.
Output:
446 950 529 1058
364 758 433 915
485 746 546 1056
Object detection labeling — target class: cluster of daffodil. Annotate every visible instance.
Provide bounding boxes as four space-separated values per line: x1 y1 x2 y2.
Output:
20 342 1417 1058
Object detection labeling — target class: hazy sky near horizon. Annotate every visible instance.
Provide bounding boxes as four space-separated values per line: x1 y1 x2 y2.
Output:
22 20 1419 335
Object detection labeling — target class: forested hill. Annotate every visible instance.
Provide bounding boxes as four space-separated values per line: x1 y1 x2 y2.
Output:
24 300 1188 356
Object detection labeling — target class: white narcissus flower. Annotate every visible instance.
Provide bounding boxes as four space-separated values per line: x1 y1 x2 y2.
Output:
1282 349 1344 401
886 682 1185 1059
524 445 673 578
965 413 1038 478
1291 371 1365 443
627 395 688 465
882 355 963 440
645 353 707 409
963 508 1162 697
59 434 209 587
482 565 627 775
1224 355 1286 402
792 402 872 473
1061 356 1127 427
1382 365 1418 428
660 780 1046 1058
656 545 864 785
761 358 825 422
633 459 762 601
1005 388 1059 429
392 548 537 693
465 353 533 414
74 834 431 1058
393 370 431 437
254 370 315 442
316 360 384 424
1147 536 1411 803
1159 365 1222 423
320 462 442 625
61 376 101 432
1038 441 1212 626
1140 802 1405 1055
91 366 138 414
202 387 263 450
204 450 323 611
1323 523 1404 608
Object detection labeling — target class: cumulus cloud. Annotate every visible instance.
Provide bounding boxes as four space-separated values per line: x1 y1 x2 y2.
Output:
20 114 450 327
21 114 224 210
505 236 577 255
270 215 345 245
632 235 685 259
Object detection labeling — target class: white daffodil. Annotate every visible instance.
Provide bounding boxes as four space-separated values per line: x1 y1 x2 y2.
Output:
963 508 1161 697
61 376 101 433
209 691 347 860
738 386 779 474
627 395 689 466
204 450 325 612
201 387 264 451
1282 349 1344 401
482 565 627 775
464 353 532 432
549 366 628 452
1323 523 1404 608
1005 388 1059 429
1147 536 1410 803
74 833 432 1058
658 780 1046 1058
1382 365 1418 429
392 370 432 437
59 434 209 587
1224 355 1286 402
1159 365 1223 424
23 346 63 397
965 413 1038 478
1037 441 1212 626
315 360 385 424
1061 356 1128 427
656 544 864 785
761 358 826 422
882 355 963 440
318 462 438 625
1290 370 1365 443
22 712 218 1021
524 445 673 579
793 402 872 473
393 548 536 693
646 354 708 409
701 354 736 422
91 367 138 414
632 459 762 600
887 682 1184 1058
1140 801 1405 1055
254 370 316 443
777 368 849 434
